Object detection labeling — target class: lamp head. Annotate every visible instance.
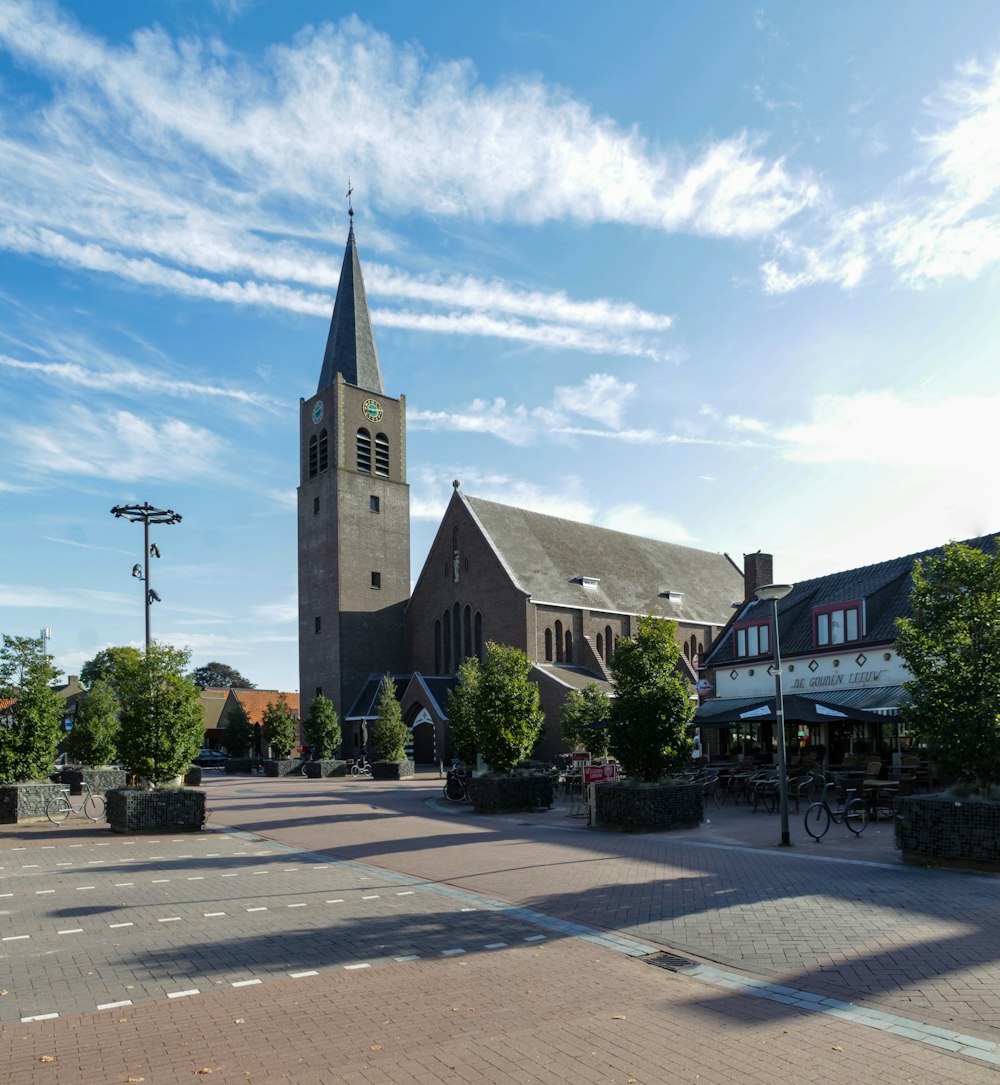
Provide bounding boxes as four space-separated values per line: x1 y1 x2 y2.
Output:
755 583 794 603
131 564 143 578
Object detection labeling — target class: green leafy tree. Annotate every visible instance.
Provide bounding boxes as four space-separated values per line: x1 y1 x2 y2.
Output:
0 634 64 782
460 642 544 775
222 701 253 757
302 694 341 758
371 676 408 762
896 539 1000 795
190 662 256 689
560 683 611 758
607 616 694 782
79 646 142 691
109 641 204 786
261 694 296 759
66 681 120 766
445 656 480 766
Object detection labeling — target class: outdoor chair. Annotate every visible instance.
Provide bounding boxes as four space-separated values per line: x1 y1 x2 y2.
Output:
702 775 721 809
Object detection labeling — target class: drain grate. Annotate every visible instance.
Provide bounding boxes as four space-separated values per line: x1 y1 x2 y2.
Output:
644 951 697 972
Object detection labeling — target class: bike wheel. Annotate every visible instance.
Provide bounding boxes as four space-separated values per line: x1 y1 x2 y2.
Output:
844 797 869 835
803 802 830 840
444 776 466 802
83 795 106 822
46 794 71 824
351 763 361 777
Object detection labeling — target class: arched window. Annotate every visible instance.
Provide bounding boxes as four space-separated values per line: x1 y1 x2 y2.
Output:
463 605 472 660
318 429 328 472
544 628 553 661
474 611 483 661
434 620 442 675
605 626 614 664
555 620 564 663
565 630 573 664
597 632 604 658
453 603 461 668
683 642 691 659
308 435 318 478
443 610 452 673
375 432 389 477
698 640 704 657
356 428 371 473
452 526 459 550
689 634 697 660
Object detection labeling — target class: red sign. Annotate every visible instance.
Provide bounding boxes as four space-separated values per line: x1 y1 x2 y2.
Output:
583 764 616 784
573 752 590 762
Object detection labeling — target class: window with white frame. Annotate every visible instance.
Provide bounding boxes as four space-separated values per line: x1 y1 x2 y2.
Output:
734 621 770 659
815 603 860 646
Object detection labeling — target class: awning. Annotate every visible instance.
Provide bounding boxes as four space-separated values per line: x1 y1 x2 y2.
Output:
696 691 897 727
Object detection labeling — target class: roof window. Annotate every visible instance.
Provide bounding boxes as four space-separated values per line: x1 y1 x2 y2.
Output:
571 576 600 588
660 590 684 603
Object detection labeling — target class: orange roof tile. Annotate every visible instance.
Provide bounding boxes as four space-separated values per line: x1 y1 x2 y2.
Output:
230 689 300 726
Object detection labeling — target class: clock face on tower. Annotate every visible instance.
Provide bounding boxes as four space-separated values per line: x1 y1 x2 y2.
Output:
312 400 324 424
362 398 383 422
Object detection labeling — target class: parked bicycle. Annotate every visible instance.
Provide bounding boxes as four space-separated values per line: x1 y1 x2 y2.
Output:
803 781 868 840
350 756 372 778
46 782 106 824
443 765 471 803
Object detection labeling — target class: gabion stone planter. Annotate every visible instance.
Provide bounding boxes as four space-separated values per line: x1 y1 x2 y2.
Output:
303 759 348 778
594 781 703 832
224 757 257 775
895 795 1000 871
262 759 301 777
60 767 130 795
371 760 415 781
183 765 203 787
106 788 206 834
468 775 553 814
0 782 64 823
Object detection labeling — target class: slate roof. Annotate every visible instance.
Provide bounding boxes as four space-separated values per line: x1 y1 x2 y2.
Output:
533 663 613 695
317 223 384 395
199 688 232 729
463 494 743 624
704 532 999 667
345 674 409 720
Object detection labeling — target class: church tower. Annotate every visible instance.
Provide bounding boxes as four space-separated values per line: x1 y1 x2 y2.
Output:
297 208 410 731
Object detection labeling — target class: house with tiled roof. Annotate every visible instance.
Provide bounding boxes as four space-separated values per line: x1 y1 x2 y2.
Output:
696 533 999 764
199 688 301 753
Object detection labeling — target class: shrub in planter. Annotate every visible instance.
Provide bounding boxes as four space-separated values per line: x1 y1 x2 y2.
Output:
303 759 347 778
594 780 703 832
261 695 296 759
61 767 129 795
303 694 341 759
895 793 1000 871
106 787 206 833
0 634 63 785
184 765 203 787
263 759 301 777
0 782 65 824
371 759 415 781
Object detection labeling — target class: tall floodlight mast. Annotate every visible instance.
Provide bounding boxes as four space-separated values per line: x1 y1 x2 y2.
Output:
110 502 182 649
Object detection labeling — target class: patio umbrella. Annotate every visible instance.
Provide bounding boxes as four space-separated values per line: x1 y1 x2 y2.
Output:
696 695 887 725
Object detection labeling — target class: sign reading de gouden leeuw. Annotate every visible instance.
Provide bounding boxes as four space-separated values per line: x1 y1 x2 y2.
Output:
723 651 908 699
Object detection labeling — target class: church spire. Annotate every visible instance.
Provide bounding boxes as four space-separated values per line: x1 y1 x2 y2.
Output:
317 187 384 394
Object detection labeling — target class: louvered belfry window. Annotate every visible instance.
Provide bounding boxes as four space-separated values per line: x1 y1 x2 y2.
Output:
308 435 318 478
318 429 328 472
374 432 389 477
356 428 371 473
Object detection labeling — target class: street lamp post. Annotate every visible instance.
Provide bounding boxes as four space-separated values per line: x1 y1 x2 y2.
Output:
755 582 795 847
110 502 182 649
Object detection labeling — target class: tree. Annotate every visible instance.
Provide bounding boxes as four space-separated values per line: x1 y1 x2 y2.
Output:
190 662 256 689
222 701 253 757
447 642 544 775
607 616 694 782
66 681 120 766
108 641 204 786
302 694 341 758
560 683 611 759
445 656 480 766
261 694 296 759
896 539 1000 795
371 676 408 762
80 646 142 691
0 634 64 782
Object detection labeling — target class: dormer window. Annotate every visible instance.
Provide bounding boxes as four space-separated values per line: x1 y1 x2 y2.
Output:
571 575 600 588
815 602 861 646
660 590 683 603
733 620 770 659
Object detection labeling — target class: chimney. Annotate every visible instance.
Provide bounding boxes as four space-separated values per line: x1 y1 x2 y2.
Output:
743 552 774 601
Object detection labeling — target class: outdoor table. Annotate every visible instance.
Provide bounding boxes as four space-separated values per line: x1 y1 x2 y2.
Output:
863 779 899 820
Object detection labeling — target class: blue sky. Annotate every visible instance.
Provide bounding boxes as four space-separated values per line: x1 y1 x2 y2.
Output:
1 0 998 693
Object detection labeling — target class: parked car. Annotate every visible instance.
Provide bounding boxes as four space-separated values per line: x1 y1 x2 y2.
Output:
192 749 230 769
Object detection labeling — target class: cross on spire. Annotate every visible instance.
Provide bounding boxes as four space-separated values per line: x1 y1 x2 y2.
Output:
346 178 354 220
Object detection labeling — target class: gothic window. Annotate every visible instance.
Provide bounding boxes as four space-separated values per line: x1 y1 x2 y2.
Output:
308 435 318 478
313 496 320 515
356 428 371 473
464 605 472 659
434 620 442 675
597 633 604 658
371 571 381 590
453 603 461 667
443 610 452 673
544 628 553 661
690 635 697 660
474 611 483 661
318 429 328 472
565 630 573 664
370 495 380 513
375 432 389 477
555 620 564 663
605 625 614 664
683 642 691 659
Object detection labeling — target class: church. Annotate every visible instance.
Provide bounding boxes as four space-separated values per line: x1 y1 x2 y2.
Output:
297 212 748 764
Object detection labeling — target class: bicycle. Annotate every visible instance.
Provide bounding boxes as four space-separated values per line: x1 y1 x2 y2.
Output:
46 781 106 824
443 765 471 803
803 781 868 840
350 756 372 778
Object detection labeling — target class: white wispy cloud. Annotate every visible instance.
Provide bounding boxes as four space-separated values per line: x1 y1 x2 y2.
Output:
553 373 636 428
599 504 696 543
0 1 815 360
